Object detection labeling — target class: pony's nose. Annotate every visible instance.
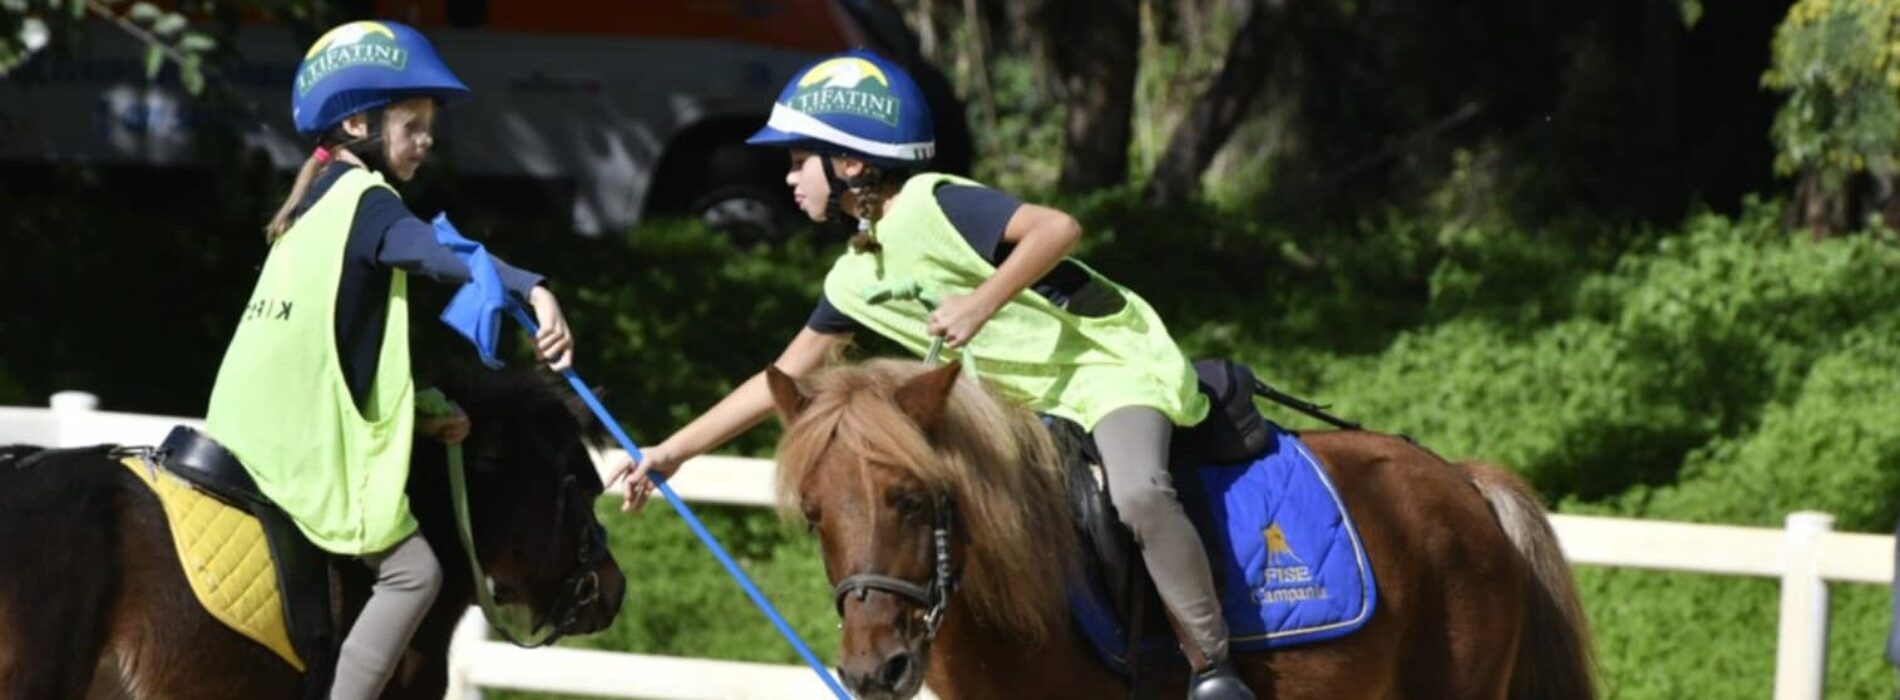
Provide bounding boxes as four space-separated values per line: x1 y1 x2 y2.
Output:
876 651 914 689
839 650 920 698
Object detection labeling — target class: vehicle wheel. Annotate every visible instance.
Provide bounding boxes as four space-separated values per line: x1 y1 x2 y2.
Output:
685 142 800 244
690 182 797 245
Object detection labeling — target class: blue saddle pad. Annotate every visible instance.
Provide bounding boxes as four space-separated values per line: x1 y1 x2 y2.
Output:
1069 424 1376 671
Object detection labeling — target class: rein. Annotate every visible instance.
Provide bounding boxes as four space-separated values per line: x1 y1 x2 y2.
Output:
443 439 607 647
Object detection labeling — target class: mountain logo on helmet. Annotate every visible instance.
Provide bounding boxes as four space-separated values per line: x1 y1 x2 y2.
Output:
789 57 900 127
296 22 409 97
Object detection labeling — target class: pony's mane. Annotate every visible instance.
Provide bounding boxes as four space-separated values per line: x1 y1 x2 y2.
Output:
428 364 606 492
775 359 1078 643
432 364 569 419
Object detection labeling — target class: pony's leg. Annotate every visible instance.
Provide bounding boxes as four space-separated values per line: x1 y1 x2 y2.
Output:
0 463 122 698
1423 564 1521 699
1395 469 1526 700
1286 433 1527 700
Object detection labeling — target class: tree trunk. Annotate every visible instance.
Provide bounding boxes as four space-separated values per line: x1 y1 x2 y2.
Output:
1144 0 1278 206
1788 169 1847 238
1038 0 1141 193
963 0 997 131
910 0 942 64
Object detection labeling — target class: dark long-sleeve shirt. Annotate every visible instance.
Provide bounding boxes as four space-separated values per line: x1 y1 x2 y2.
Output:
295 163 544 409
806 183 1088 334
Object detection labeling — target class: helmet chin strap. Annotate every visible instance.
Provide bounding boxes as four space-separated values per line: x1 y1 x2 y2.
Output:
819 153 878 228
335 108 395 180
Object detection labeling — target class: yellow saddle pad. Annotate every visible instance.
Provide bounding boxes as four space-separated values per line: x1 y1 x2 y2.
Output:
120 456 305 670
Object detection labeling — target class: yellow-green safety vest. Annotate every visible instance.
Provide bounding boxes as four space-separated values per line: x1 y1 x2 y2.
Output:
205 167 418 556
824 172 1208 431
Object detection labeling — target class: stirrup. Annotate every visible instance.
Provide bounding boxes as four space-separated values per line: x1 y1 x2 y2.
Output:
1187 658 1256 700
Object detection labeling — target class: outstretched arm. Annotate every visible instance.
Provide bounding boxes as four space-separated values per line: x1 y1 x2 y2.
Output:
607 326 851 512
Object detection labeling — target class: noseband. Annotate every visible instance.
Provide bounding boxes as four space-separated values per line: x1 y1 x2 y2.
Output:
832 493 960 642
448 445 609 648
499 473 611 645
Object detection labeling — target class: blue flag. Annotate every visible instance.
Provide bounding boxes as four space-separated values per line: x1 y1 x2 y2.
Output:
432 214 509 369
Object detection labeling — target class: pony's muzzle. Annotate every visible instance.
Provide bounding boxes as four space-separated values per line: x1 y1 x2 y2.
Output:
569 558 626 633
840 648 923 700
838 591 930 699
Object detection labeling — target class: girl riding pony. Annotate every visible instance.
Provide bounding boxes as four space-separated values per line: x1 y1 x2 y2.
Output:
610 49 1252 700
204 20 576 699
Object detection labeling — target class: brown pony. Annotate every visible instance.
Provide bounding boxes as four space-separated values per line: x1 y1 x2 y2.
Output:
767 359 1595 700
0 368 626 699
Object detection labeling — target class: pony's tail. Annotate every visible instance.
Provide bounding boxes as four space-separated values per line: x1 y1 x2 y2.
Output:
1460 461 1599 700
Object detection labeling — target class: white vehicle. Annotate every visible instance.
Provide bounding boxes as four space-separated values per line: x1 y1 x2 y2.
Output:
0 0 970 238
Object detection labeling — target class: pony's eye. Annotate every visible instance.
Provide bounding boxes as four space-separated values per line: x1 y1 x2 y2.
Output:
802 506 821 534
893 492 927 518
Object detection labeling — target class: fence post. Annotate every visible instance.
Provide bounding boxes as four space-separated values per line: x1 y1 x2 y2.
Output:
1774 511 1834 700
49 390 98 448
446 607 488 700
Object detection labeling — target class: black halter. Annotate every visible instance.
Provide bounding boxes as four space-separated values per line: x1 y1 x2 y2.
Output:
490 473 611 647
831 493 961 641
448 439 611 649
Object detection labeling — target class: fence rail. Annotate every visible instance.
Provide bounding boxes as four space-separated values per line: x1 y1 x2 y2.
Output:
4 394 1891 700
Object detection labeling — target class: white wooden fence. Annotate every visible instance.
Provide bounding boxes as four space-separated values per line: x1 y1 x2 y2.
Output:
3 393 1892 700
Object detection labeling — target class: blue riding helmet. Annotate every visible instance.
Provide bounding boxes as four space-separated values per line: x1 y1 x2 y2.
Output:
746 49 936 167
292 20 469 136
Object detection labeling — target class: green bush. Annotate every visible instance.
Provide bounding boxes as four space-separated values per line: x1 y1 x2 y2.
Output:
1277 201 1900 503
7 162 1898 699
493 198 1900 699
1573 323 1900 698
571 501 837 664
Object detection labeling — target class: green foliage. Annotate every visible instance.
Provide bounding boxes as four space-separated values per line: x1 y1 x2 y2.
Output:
1763 0 1900 191
7 158 1895 697
1554 320 1900 698
0 167 276 415
968 54 1064 194
486 503 837 700
4 64 1896 696
469 199 1900 699
472 220 842 457
569 501 837 663
2 1 328 95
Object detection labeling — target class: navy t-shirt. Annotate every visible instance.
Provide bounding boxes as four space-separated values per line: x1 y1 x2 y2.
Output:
296 163 545 410
806 184 1089 334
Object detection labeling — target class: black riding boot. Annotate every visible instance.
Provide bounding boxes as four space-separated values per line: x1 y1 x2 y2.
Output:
1188 658 1256 700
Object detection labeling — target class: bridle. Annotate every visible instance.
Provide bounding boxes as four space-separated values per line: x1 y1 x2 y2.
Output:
448 445 609 647
492 473 610 645
830 493 961 643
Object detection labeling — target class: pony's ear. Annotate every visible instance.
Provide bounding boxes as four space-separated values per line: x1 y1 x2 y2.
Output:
765 364 810 423
543 368 601 426
894 361 962 432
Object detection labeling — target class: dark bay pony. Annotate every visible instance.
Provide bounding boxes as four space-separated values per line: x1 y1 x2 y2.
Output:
0 368 626 699
766 359 1595 700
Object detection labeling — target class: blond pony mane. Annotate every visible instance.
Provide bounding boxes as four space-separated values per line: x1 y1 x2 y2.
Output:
774 359 1079 644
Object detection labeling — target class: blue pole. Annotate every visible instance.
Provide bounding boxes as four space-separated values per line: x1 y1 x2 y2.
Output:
507 306 850 699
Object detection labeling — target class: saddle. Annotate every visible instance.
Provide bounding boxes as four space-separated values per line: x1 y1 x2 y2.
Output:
145 426 338 700
1061 359 1377 687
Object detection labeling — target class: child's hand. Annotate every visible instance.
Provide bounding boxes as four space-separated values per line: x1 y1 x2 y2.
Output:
927 293 1000 348
528 285 574 371
419 411 471 444
604 444 686 513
